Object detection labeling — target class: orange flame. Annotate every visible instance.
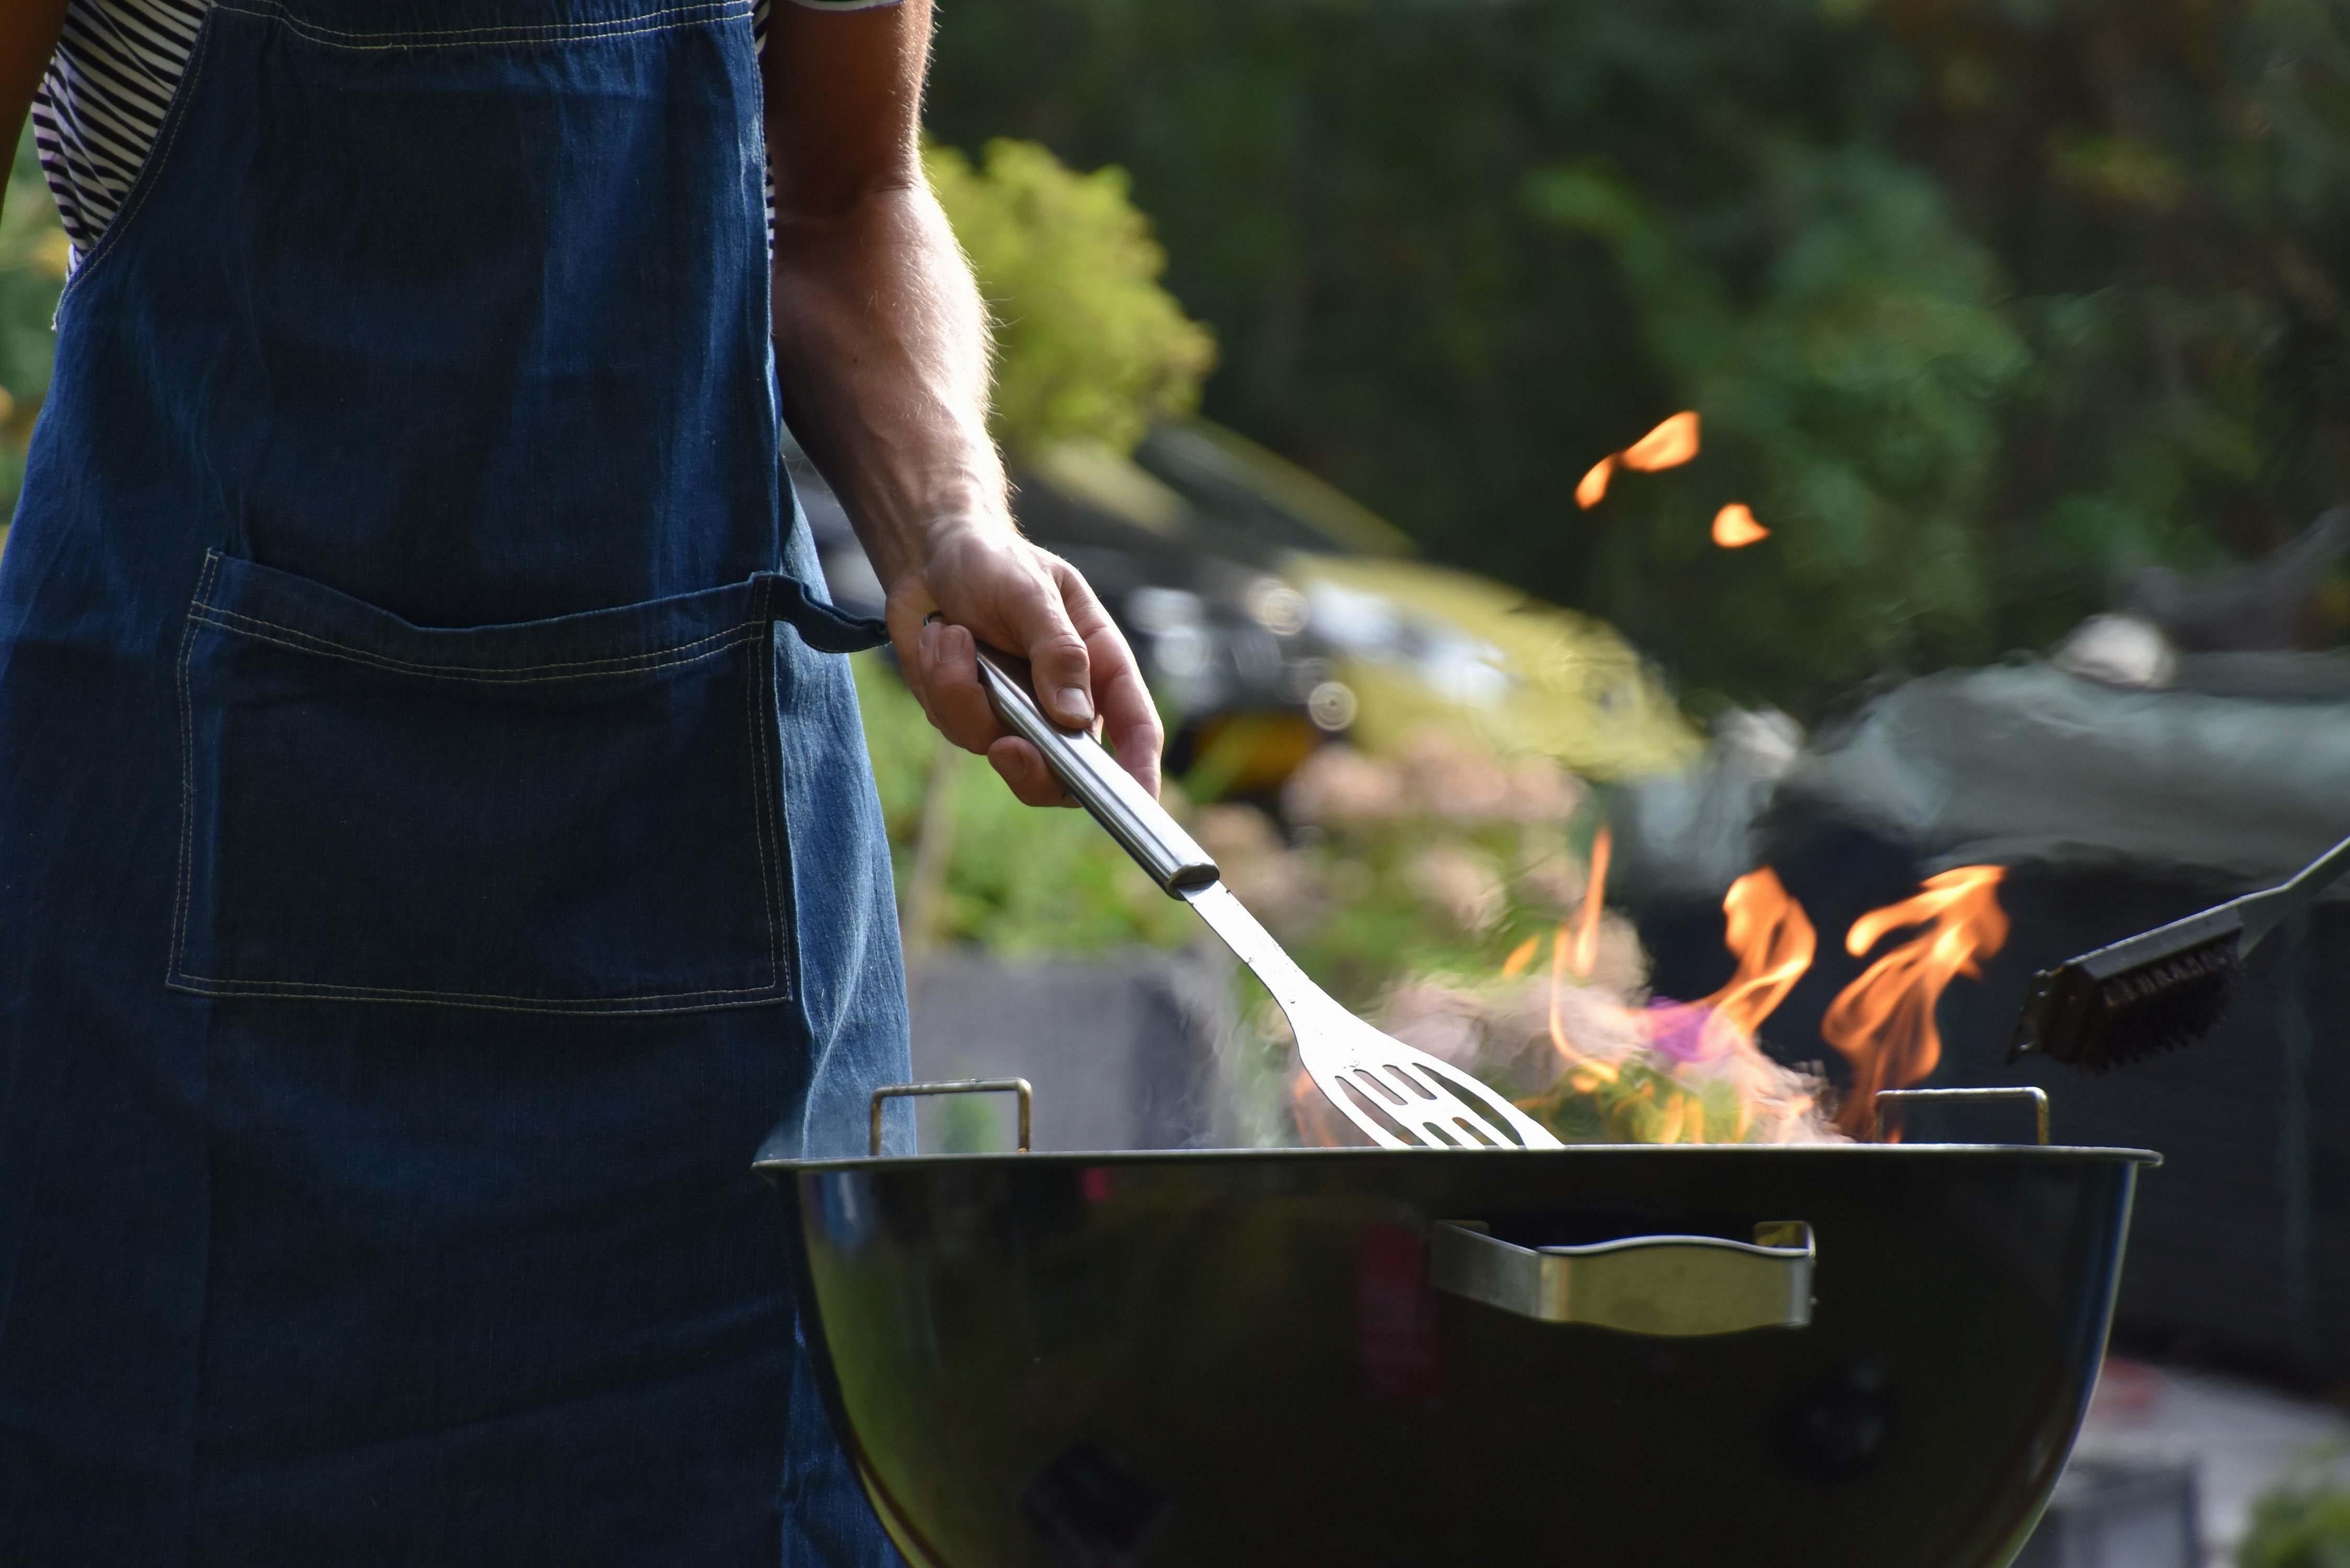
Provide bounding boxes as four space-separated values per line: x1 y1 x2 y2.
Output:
1639 867 1815 1066
1522 856 1849 1145
1575 455 1617 509
1292 1067 1350 1147
1620 411 1701 472
1567 826 1612 979
1822 867 2009 1138
1713 503 1769 548
1542 828 1624 1086
1574 412 1699 510
1694 869 1816 1037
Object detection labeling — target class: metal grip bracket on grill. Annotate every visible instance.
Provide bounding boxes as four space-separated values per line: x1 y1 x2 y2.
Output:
973 644 1218 897
1430 1221 1816 1338
870 1079 1034 1157
1874 1087 2049 1145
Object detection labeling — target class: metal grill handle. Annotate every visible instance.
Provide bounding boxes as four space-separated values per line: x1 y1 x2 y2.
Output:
1431 1221 1815 1338
870 1079 1034 1157
1874 1087 2049 1146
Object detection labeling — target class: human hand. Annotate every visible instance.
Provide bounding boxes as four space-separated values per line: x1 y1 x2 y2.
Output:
883 521 1163 807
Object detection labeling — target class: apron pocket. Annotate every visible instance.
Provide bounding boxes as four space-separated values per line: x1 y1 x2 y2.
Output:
170 550 793 1014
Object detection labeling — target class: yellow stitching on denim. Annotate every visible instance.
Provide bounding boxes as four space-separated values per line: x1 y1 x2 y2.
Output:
745 601 783 989
171 971 781 1001
212 0 751 52
174 548 787 1006
187 613 762 683
214 0 745 42
266 13 746 50
169 550 223 985
192 598 755 675
166 976 786 1015
61 10 216 316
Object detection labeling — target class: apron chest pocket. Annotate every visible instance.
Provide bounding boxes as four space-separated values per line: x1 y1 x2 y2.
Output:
170 551 794 1014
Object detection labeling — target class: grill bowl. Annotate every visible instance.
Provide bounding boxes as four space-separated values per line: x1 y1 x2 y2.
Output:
760 1143 2156 1568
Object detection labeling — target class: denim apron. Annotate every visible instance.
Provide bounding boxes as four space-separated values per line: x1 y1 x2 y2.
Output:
0 2 914 1563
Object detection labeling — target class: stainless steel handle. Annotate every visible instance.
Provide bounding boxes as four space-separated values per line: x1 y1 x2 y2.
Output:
870 1078 1034 1156
1874 1087 2049 1146
1430 1221 1815 1338
972 645 1218 897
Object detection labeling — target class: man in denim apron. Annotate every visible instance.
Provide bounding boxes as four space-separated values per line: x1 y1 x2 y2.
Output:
0 1 1161 1562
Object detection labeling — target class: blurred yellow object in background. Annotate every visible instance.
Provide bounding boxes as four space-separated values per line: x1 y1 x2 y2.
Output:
1284 553 1699 782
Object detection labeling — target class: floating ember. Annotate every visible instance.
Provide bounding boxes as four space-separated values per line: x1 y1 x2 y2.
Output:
1712 503 1769 548
1619 411 1701 473
1574 411 1701 509
1575 456 1616 510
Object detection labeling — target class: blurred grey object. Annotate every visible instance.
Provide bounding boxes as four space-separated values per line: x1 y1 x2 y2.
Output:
1611 707 1802 901
2052 614 2178 690
2126 508 2350 653
2010 1460 2199 1568
1618 512 2350 899
2067 1361 2350 1562
1777 660 2350 887
1616 658 2350 900
905 949 1239 1154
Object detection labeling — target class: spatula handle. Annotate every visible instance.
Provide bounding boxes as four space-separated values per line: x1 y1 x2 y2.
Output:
973 644 1219 897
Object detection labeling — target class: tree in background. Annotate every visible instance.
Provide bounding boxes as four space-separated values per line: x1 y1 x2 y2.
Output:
927 137 1216 460
925 0 2350 712
0 132 67 518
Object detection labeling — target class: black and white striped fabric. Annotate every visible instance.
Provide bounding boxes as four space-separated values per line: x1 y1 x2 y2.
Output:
31 0 208 255
31 0 898 266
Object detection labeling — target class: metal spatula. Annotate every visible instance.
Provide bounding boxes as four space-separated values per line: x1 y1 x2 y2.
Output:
975 647 1562 1151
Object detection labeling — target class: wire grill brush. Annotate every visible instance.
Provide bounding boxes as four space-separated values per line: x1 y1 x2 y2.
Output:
2010 832 2350 1072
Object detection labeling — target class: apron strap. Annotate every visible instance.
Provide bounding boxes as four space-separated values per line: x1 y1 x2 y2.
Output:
761 573 891 655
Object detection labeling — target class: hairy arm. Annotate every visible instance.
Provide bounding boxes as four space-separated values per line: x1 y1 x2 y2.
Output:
0 0 68 227
761 0 1162 803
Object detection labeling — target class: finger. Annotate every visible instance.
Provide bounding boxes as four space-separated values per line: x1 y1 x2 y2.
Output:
1051 558 1164 798
988 736 1076 808
1000 556 1095 730
919 621 1008 758
884 578 949 731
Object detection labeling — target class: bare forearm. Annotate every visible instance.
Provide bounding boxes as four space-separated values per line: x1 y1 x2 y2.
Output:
760 0 1162 797
770 181 1010 591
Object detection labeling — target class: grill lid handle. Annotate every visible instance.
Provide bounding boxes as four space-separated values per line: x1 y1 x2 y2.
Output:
1430 1221 1815 1338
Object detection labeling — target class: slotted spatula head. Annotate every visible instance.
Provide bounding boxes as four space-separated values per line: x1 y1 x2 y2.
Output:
1292 995 1565 1150
972 644 1562 1151
1181 883 1562 1150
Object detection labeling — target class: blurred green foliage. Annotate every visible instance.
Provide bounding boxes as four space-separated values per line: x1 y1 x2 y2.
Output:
2240 1461 2350 1568
13 7 2346 713
853 652 1199 954
925 0 2350 711
925 138 1216 460
0 128 67 519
